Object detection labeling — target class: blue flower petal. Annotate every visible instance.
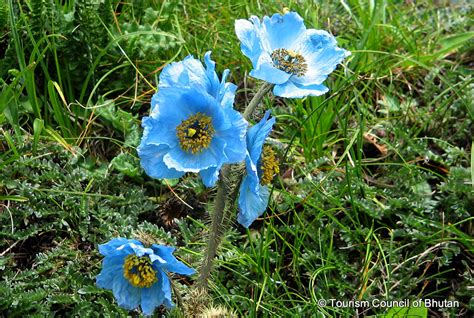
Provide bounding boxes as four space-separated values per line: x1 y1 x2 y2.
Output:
249 61 292 84
96 256 123 290
246 111 275 165
112 275 141 311
159 270 174 308
219 109 248 163
274 80 329 98
237 176 270 228
140 282 165 316
98 238 134 257
138 143 185 179
151 245 196 275
292 29 351 85
199 167 220 187
140 115 179 149
158 55 208 92
262 12 306 51
235 17 267 66
163 136 227 173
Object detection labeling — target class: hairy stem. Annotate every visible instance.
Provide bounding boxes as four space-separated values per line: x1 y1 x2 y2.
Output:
197 165 230 289
197 82 274 290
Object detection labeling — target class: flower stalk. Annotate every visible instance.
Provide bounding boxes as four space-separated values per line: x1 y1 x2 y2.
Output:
197 83 273 290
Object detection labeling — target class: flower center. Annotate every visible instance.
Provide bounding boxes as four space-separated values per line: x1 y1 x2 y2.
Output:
271 48 307 76
259 145 280 186
176 112 215 154
123 254 157 288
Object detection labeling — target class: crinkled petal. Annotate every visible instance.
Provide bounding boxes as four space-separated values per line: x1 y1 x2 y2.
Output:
237 176 270 228
128 242 155 257
293 29 351 85
262 12 307 51
112 275 141 311
235 17 267 66
139 115 179 149
158 55 208 92
273 80 329 98
99 238 136 257
218 108 248 164
203 51 221 98
140 282 165 316
96 256 124 290
247 111 275 164
163 136 227 172
250 61 291 84
199 167 220 187
151 245 196 275
159 270 174 308
138 143 185 179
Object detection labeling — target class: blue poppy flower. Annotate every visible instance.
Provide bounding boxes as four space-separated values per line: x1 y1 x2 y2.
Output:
96 238 195 316
138 52 247 187
238 111 279 228
235 12 350 98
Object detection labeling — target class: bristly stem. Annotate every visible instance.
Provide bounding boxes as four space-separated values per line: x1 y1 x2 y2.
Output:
197 165 230 289
196 82 274 290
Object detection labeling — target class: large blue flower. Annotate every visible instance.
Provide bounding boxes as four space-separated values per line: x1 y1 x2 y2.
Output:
235 12 350 98
238 111 278 228
138 52 247 187
96 238 195 316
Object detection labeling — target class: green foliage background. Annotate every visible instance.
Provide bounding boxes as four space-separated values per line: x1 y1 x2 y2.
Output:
0 0 472 317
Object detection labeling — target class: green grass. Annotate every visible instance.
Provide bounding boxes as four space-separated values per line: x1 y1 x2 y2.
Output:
1 0 473 317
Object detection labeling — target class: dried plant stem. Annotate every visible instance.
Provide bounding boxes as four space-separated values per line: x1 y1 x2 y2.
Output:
197 82 273 290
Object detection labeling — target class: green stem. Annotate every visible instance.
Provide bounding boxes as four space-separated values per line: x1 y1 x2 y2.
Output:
196 82 274 290
243 83 274 120
197 165 230 289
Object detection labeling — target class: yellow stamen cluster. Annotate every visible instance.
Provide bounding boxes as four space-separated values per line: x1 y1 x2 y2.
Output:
260 145 280 186
176 112 215 153
123 254 157 288
271 48 307 76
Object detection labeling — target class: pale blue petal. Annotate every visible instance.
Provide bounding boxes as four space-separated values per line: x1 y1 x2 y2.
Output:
237 177 270 228
158 55 208 92
219 109 248 163
204 51 220 98
261 12 306 51
138 143 185 179
112 275 141 311
163 137 227 172
247 111 275 164
273 81 329 98
235 17 266 66
199 167 219 187
293 29 351 85
140 115 179 148
128 242 154 257
96 256 123 290
140 282 164 316
151 245 196 275
159 270 174 308
250 61 291 84
98 238 134 257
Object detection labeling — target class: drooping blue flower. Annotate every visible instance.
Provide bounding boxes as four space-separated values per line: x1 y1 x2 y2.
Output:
235 12 351 98
138 52 247 187
96 238 195 316
238 111 279 228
